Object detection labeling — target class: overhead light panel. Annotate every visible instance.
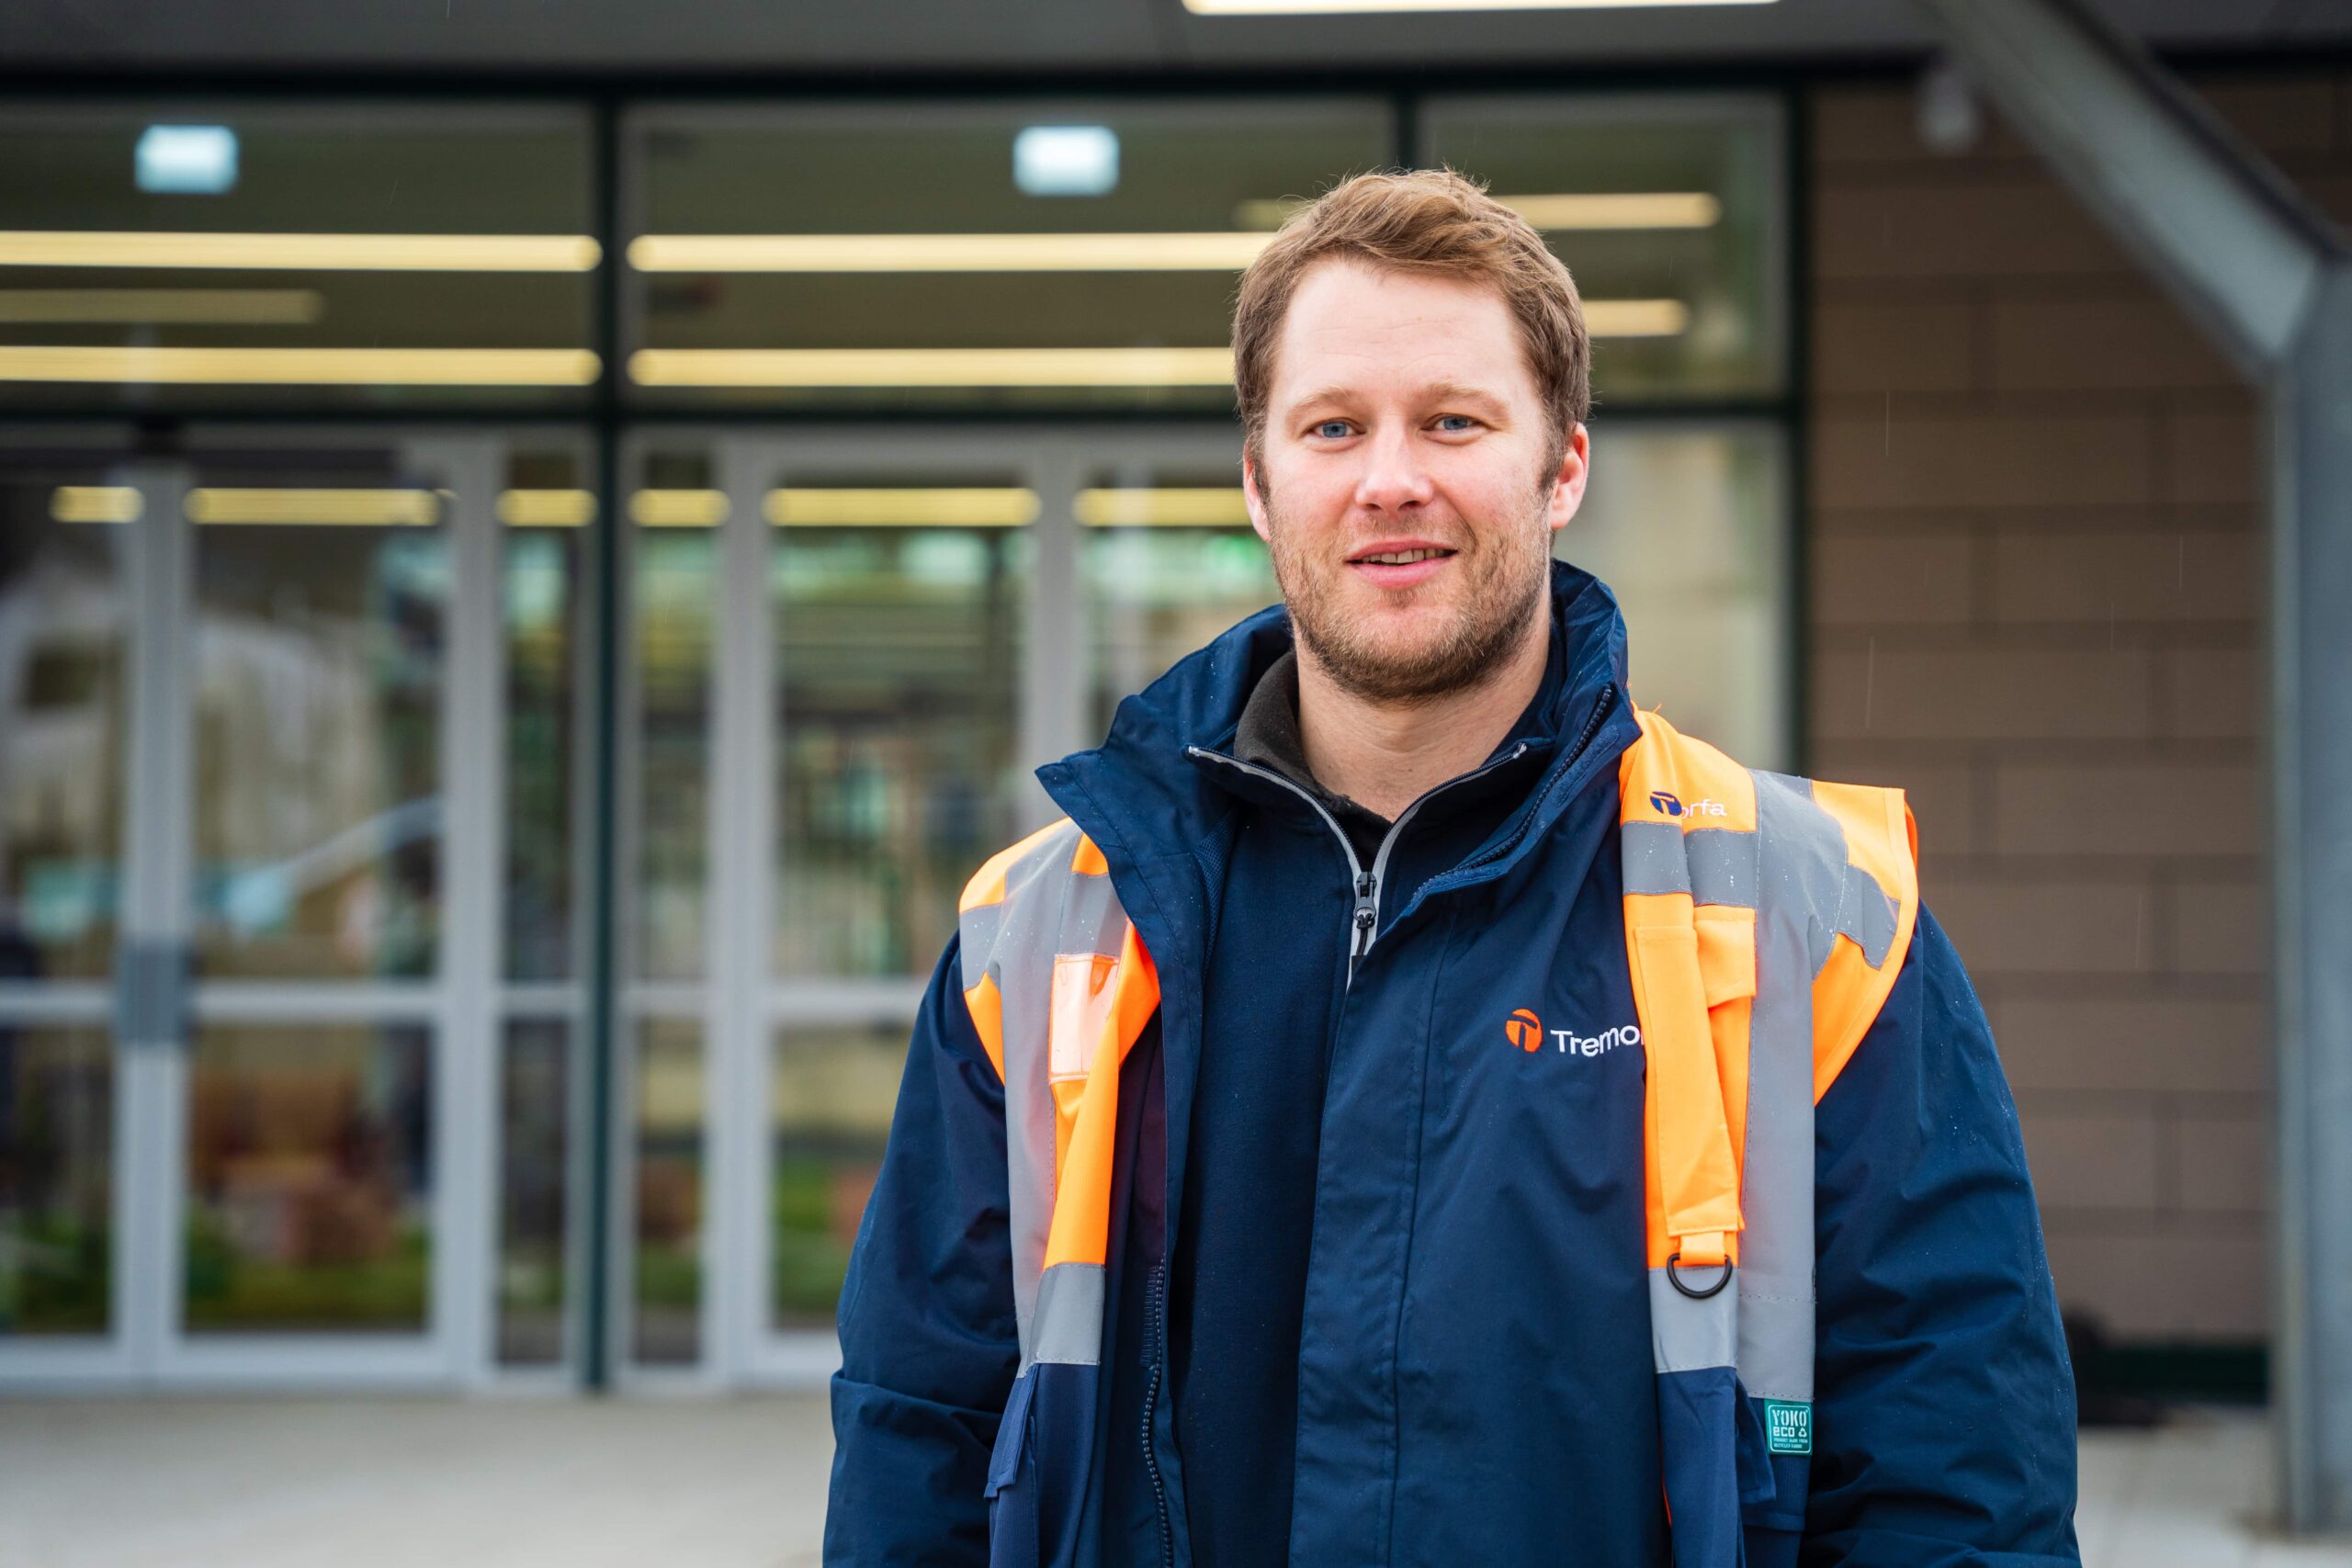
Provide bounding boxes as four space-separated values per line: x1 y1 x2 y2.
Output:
1077 488 1252 527
1013 126 1120 197
0 231 600 272
136 126 239 195
0 288 322 324
1233 192 1719 231
497 489 597 527
1188 0 1770 11
186 488 443 526
629 346 1235 389
50 486 144 525
0 345 599 386
629 232 1269 273
1582 299 1690 336
766 488 1039 527
629 490 730 528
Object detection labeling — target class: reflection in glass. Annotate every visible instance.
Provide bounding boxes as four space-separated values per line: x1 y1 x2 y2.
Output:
0 1025 113 1336
632 468 715 982
0 462 129 980
769 1021 900 1330
505 451 587 983
1082 477 1277 736
193 485 446 979
184 1021 432 1333
1558 423 1787 769
773 512 1024 978
1420 96 1785 403
628 101 1389 412
633 1015 702 1365
0 105 596 412
498 1017 570 1365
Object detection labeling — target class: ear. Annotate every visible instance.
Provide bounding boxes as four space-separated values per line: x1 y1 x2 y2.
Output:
1242 450 1274 545
1545 423 1591 536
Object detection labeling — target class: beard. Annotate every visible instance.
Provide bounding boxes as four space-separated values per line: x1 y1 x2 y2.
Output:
1262 482 1555 706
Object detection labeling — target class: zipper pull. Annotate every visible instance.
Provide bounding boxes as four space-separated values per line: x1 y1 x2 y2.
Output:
1351 872 1377 960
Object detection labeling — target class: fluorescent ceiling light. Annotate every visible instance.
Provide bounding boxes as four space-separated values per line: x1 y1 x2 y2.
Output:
498 489 597 527
630 346 1236 389
0 345 600 386
1233 192 1719 231
1188 0 1770 11
766 488 1039 527
1077 488 1253 527
136 126 238 195
50 486 143 524
0 231 599 272
1582 299 1690 336
186 488 442 526
629 232 1271 273
630 490 730 528
1014 126 1120 197
0 288 322 324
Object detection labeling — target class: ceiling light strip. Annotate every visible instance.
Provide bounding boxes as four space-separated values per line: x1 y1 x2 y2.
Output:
0 288 324 324
1187 0 1771 12
765 488 1039 526
50 486 144 525
186 488 445 526
629 347 1236 389
498 489 598 527
0 231 600 272
1232 192 1719 231
631 232 1272 273
0 346 601 386
1076 488 1252 527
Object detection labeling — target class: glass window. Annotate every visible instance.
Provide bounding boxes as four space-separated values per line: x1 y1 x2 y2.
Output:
632 1014 701 1366
1557 422 1789 769
1080 464 1276 735
503 446 594 984
769 1021 899 1332
190 451 448 980
0 1024 114 1337
625 100 1390 412
1419 95 1787 403
0 448 131 980
497 1017 571 1366
183 1021 433 1333
0 104 596 412
629 451 718 984
771 478 1028 979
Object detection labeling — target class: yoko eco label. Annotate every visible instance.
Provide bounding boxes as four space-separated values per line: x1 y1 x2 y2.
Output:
1763 1400 1813 1456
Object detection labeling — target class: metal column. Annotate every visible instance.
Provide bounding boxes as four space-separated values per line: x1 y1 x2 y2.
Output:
1911 0 2352 1531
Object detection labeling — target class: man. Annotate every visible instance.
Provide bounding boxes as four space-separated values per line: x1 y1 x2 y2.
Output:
826 170 2080 1568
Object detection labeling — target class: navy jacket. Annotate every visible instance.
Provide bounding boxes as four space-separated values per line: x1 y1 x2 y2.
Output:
828 562 2081 1567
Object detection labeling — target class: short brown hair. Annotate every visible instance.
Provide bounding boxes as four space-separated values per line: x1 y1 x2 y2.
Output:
1232 167 1591 473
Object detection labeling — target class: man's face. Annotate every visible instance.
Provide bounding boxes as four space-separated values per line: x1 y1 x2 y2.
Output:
1245 257 1589 705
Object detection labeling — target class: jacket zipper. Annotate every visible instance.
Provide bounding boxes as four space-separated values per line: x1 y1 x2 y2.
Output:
1185 741 1532 991
1141 1258 1173 1568
1434 685 1619 889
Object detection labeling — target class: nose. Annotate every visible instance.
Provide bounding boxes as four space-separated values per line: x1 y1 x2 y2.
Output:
1351 423 1435 516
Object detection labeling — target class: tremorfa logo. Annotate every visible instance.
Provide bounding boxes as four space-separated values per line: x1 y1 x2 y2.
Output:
1503 1008 1642 1058
1649 789 1727 819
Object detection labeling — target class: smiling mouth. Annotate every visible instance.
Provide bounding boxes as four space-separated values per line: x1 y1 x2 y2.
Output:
1348 547 1457 565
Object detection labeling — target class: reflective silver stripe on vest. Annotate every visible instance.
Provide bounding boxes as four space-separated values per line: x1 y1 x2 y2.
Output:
1634 815 1745 1378
1634 771 1886 1405
958 818 1125 1373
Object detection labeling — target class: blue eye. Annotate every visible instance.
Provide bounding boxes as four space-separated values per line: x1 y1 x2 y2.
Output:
1314 420 1352 440
1436 414 1479 433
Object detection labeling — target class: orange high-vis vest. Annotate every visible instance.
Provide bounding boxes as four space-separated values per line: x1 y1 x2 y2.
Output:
956 705 1918 1568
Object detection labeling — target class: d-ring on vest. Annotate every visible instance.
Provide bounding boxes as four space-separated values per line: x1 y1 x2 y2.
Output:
956 706 1917 1568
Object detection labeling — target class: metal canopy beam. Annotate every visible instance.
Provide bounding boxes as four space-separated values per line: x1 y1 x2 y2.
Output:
1911 0 2352 1533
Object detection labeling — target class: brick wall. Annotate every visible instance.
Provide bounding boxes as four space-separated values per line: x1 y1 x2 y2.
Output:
1804 68 2352 1344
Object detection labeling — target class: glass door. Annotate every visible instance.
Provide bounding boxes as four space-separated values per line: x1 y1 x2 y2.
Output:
0 428 593 1389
